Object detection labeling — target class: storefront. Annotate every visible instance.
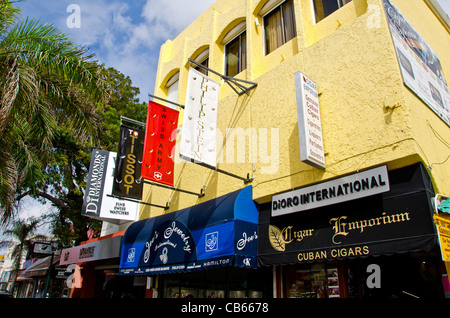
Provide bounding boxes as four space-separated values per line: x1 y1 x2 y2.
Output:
258 163 446 298
60 231 145 298
119 186 272 298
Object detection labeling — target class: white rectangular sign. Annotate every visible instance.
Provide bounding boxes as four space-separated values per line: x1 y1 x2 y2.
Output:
272 166 390 217
295 71 326 169
82 149 139 222
383 0 450 126
180 67 221 168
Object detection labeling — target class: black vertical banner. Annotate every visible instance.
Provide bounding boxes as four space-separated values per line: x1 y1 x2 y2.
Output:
112 125 144 200
82 149 110 218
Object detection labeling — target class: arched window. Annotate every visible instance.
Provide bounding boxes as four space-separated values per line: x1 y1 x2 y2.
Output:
193 48 209 75
221 21 247 77
165 72 179 104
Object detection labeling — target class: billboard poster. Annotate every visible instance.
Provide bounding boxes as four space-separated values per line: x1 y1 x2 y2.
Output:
82 149 139 222
180 67 221 168
383 0 450 126
294 71 326 169
112 125 144 200
142 101 179 186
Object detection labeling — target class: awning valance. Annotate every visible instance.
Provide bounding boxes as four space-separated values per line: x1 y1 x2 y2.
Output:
119 186 258 275
258 164 437 266
21 256 60 278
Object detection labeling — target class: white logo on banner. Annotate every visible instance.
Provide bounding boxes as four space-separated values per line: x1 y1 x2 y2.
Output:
180 67 221 168
205 232 218 252
127 248 135 263
153 171 163 181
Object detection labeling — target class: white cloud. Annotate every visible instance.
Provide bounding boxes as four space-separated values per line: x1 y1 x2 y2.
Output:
142 0 214 35
14 0 215 101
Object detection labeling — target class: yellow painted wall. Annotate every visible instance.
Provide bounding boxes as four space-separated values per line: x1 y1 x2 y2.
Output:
139 0 450 219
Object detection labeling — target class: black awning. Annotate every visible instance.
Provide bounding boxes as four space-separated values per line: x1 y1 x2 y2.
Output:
258 164 437 266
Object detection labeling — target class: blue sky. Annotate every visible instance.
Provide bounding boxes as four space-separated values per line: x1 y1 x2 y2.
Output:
14 0 217 102
0 0 216 253
11 0 450 103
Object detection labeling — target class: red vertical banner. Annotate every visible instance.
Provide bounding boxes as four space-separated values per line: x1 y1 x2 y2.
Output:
142 101 179 186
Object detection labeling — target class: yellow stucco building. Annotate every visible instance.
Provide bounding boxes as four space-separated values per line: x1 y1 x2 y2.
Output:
132 0 450 298
142 0 449 216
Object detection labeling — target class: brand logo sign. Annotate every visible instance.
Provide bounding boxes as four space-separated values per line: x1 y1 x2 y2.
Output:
112 126 144 200
272 166 390 217
295 71 326 169
205 232 218 252
82 149 109 217
142 101 179 186
82 149 139 221
180 67 221 168
141 220 196 267
268 210 412 262
127 248 136 263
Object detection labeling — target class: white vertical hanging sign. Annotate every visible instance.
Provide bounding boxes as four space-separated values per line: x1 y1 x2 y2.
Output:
180 67 221 168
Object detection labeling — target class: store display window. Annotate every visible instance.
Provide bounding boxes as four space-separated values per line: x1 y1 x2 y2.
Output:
286 263 341 298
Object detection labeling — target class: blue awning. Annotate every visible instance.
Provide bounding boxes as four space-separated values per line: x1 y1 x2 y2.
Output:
119 186 258 275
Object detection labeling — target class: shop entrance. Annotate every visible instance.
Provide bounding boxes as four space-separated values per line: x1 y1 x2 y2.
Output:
346 252 444 298
283 252 445 298
160 267 272 298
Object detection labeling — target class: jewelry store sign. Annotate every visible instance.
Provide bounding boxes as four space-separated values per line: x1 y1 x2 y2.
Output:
272 166 390 217
295 71 325 169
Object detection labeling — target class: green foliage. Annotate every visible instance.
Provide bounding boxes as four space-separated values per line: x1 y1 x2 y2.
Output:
0 1 147 247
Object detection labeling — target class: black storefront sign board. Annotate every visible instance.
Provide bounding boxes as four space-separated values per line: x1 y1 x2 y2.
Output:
258 164 437 266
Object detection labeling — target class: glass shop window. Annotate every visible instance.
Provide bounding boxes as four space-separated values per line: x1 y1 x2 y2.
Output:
286 263 341 298
313 0 352 23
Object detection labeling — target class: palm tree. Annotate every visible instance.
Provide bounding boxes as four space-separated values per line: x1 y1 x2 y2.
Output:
0 0 109 224
0 217 47 294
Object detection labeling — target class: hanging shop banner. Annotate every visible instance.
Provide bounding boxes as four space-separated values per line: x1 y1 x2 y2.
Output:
294 71 326 169
112 125 144 200
82 149 139 222
259 164 437 266
180 67 221 168
383 0 450 126
142 101 179 186
434 214 450 262
272 165 390 217
119 186 258 275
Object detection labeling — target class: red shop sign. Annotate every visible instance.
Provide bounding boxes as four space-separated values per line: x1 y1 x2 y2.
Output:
142 101 179 186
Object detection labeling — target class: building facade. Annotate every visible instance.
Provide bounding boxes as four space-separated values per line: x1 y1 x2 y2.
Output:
135 0 450 298
67 0 450 298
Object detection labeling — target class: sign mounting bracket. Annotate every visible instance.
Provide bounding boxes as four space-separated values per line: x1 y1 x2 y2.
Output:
143 180 205 198
188 58 257 96
148 94 185 109
107 194 170 209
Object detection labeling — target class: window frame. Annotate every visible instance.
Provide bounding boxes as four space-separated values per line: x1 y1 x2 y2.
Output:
194 48 209 76
262 0 297 56
165 72 179 104
311 0 352 24
224 30 247 77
